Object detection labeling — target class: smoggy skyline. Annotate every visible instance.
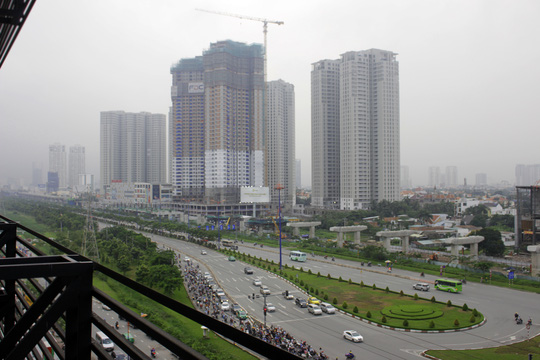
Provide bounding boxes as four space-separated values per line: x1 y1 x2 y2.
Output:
1 0 539 188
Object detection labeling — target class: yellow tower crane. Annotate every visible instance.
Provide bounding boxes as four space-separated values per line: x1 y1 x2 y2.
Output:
195 9 284 87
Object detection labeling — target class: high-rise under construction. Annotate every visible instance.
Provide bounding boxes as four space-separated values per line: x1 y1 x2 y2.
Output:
170 40 265 203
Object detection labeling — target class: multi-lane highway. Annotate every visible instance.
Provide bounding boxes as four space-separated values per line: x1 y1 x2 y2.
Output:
98 222 538 359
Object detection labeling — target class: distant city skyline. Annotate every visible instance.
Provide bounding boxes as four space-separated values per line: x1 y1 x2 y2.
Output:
1 1 539 191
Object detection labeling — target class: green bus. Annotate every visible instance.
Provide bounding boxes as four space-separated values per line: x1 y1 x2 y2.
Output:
434 279 462 293
289 251 307 262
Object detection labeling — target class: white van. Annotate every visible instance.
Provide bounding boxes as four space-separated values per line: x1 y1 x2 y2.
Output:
95 331 114 352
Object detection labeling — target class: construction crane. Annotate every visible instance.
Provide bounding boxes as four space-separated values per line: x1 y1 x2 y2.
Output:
195 8 284 86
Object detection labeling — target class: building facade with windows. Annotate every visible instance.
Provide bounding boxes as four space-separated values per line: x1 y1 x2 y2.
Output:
311 59 341 208
49 143 67 189
68 145 86 188
170 40 265 204
311 49 400 210
100 111 166 190
266 79 296 210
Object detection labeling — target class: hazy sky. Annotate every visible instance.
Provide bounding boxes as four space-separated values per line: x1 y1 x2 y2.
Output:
1 0 539 188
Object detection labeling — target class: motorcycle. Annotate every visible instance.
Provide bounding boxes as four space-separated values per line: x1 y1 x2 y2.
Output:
516 317 523 325
331 257 335 261
420 272 425 277
151 348 156 358
345 352 355 360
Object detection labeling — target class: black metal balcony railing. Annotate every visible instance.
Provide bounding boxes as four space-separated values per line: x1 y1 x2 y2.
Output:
0 215 302 360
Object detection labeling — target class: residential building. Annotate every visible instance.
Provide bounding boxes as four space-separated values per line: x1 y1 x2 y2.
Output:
295 159 302 189
401 165 411 189
68 145 86 188
100 111 166 190
311 59 341 208
475 173 487 186
445 166 458 188
516 164 540 186
311 49 400 210
267 79 295 210
49 143 66 189
428 166 440 188
170 40 265 204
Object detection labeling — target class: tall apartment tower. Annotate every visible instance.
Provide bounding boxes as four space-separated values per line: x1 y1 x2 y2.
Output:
100 111 166 189
445 166 458 188
428 166 440 188
401 165 411 189
475 173 487 186
68 145 86 188
49 143 67 189
311 59 341 208
312 50 400 210
295 159 302 189
340 50 400 209
267 79 296 210
516 164 540 186
170 40 265 202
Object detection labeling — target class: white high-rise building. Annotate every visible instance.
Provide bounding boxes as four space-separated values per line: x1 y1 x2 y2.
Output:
295 159 302 189
49 143 67 189
311 59 341 208
267 80 296 210
516 164 540 186
445 166 458 188
68 145 86 188
312 50 400 210
401 166 411 189
428 166 440 188
100 111 166 190
475 173 487 186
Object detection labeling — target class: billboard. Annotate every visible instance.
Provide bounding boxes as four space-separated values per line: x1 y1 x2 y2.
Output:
188 82 204 94
240 187 270 203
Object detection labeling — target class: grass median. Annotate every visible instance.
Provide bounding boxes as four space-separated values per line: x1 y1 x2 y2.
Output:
425 335 540 359
230 250 484 331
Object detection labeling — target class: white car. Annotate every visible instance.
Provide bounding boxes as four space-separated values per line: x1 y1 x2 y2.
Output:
307 304 322 315
260 285 271 295
201 250 207 255
252 278 262 286
266 303 276 312
343 330 363 342
320 302 335 314
221 301 230 311
413 283 430 291
216 289 225 297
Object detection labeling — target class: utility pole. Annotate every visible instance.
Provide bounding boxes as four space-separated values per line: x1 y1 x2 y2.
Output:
82 190 100 261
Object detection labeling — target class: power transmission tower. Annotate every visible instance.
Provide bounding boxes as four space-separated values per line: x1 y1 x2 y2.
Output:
82 191 100 261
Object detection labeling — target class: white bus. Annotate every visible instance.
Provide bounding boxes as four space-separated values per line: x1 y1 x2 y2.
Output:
222 239 234 247
289 251 307 262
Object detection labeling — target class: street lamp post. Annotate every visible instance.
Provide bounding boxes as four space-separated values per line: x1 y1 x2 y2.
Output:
275 184 284 269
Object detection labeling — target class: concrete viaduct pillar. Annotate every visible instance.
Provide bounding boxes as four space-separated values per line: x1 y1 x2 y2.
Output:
441 236 484 260
376 230 420 253
329 226 368 247
287 222 322 239
528 245 540 275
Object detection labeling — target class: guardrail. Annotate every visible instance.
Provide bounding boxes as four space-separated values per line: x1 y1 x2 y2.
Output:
0 215 302 359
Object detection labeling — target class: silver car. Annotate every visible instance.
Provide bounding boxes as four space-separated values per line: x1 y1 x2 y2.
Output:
320 302 335 314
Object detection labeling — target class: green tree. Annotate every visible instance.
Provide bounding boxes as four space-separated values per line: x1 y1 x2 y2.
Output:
473 228 505 257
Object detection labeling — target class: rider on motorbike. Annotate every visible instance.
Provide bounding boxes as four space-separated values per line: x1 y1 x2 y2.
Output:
151 348 156 358
345 351 355 359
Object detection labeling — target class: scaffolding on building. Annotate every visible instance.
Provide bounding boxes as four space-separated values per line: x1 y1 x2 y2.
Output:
515 185 540 250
